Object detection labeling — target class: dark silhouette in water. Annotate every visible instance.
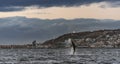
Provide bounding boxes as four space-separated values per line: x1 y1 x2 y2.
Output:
71 39 76 55
32 40 37 48
32 40 36 46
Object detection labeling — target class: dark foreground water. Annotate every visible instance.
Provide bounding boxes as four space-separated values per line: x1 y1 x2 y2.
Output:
0 48 120 64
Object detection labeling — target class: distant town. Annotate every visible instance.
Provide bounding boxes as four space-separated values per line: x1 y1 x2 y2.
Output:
1 29 120 49
0 40 44 49
42 29 120 48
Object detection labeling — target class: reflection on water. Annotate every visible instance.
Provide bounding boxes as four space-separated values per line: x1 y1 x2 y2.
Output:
0 48 120 64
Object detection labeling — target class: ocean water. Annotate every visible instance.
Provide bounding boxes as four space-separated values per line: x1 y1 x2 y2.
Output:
0 48 120 64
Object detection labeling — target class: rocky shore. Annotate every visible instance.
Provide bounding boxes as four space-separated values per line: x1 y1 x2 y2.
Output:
42 29 120 48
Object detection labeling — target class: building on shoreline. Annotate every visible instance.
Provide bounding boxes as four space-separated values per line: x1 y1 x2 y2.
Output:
0 40 42 49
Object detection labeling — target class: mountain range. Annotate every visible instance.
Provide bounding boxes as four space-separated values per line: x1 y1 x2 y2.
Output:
0 16 120 44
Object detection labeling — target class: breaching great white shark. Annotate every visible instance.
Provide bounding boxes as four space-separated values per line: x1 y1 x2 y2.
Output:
68 38 76 55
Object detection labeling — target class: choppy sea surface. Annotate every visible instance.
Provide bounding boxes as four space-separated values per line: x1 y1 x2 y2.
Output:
0 48 120 64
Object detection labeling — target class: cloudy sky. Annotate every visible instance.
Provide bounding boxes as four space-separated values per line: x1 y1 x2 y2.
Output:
0 0 120 20
0 0 120 44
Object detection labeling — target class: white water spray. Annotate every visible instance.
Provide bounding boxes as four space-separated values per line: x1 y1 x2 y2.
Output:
68 38 76 55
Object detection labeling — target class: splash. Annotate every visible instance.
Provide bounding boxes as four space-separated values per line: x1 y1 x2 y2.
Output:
67 38 76 55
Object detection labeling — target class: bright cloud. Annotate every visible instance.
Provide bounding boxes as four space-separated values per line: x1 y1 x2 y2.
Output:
0 2 120 20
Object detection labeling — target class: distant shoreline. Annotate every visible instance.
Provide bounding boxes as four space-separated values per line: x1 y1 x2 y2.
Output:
1 29 120 49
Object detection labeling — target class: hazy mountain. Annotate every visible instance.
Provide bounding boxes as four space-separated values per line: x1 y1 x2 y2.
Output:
0 16 120 44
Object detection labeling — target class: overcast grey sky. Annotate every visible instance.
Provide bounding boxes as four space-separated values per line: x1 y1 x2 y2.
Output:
0 0 120 44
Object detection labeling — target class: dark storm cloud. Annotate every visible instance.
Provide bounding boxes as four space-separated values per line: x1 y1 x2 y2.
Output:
0 0 119 11
0 0 105 7
0 7 25 12
0 16 120 44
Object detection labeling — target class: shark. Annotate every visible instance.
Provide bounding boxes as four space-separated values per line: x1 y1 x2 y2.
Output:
71 39 76 55
68 38 76 55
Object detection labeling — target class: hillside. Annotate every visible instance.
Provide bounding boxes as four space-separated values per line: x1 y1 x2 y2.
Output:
42 29 120 48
